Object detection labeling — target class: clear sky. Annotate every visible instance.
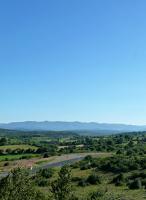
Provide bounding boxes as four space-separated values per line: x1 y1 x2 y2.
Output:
0 0 146 124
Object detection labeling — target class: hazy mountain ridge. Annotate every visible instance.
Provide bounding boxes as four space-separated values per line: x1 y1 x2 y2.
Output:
0 121 146 133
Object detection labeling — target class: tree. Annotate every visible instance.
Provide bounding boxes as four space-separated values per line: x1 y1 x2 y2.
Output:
38 168 54 179
0 168 45 200
87 173 102 185
50 165 73 200
0 137 7 146
128 178 142 190
112 173 125 186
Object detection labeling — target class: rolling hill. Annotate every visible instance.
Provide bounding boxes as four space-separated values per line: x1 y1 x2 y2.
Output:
0 121 146 134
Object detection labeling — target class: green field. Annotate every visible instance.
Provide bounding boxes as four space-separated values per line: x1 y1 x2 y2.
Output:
37 166 146 200
0 144 38 151
71 168 146 200
0 153 39 161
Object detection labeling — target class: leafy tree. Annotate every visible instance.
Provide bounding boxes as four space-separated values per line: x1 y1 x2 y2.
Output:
78 178 88 187
50 165 73 200
0 168 45 200
0 137 7 146
128 178 142 190
38 168 54 179
87 173 102 185
112 173 125 186
0 149 4 155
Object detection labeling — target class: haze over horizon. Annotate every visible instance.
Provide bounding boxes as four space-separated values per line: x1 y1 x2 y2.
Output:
1 120 146 126
0 0 146 125
0 120 146 133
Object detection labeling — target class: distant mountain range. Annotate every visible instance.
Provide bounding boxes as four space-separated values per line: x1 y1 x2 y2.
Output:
0 121 146 134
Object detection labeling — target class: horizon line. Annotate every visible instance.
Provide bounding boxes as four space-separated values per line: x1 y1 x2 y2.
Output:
0 120 146 126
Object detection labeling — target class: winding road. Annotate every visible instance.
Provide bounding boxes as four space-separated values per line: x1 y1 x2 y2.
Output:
0 152 111 178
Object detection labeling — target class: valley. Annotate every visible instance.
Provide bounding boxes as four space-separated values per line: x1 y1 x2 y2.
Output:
1 128 146 199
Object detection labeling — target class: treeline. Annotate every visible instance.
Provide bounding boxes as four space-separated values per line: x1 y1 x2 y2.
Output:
58 133 146 154
0 129 78 138
0 145 57 157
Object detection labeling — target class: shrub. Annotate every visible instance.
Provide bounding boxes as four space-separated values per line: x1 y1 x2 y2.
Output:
38 168 54 179
84 155 93 162
112 173 126 186
36 178 49 187
88 189 106 200
43 153 49 158
72 177 82 182
4 162 9 167
71 163 80 169
141 178 146 188
78 178 88 187
128 178 142 189
87 173 102 185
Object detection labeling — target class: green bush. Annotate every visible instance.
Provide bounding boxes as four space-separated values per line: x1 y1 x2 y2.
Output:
78 178 88 187
0 168 45 200
112 173 126 186
128 178 142 189
36 178 49 187
38 168 54 179
87 173 102 185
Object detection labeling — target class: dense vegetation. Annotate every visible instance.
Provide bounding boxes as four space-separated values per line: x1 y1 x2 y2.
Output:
1 129 146 199
0 166 126 200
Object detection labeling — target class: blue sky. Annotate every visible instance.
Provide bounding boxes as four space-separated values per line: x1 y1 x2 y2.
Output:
0 0 146 124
